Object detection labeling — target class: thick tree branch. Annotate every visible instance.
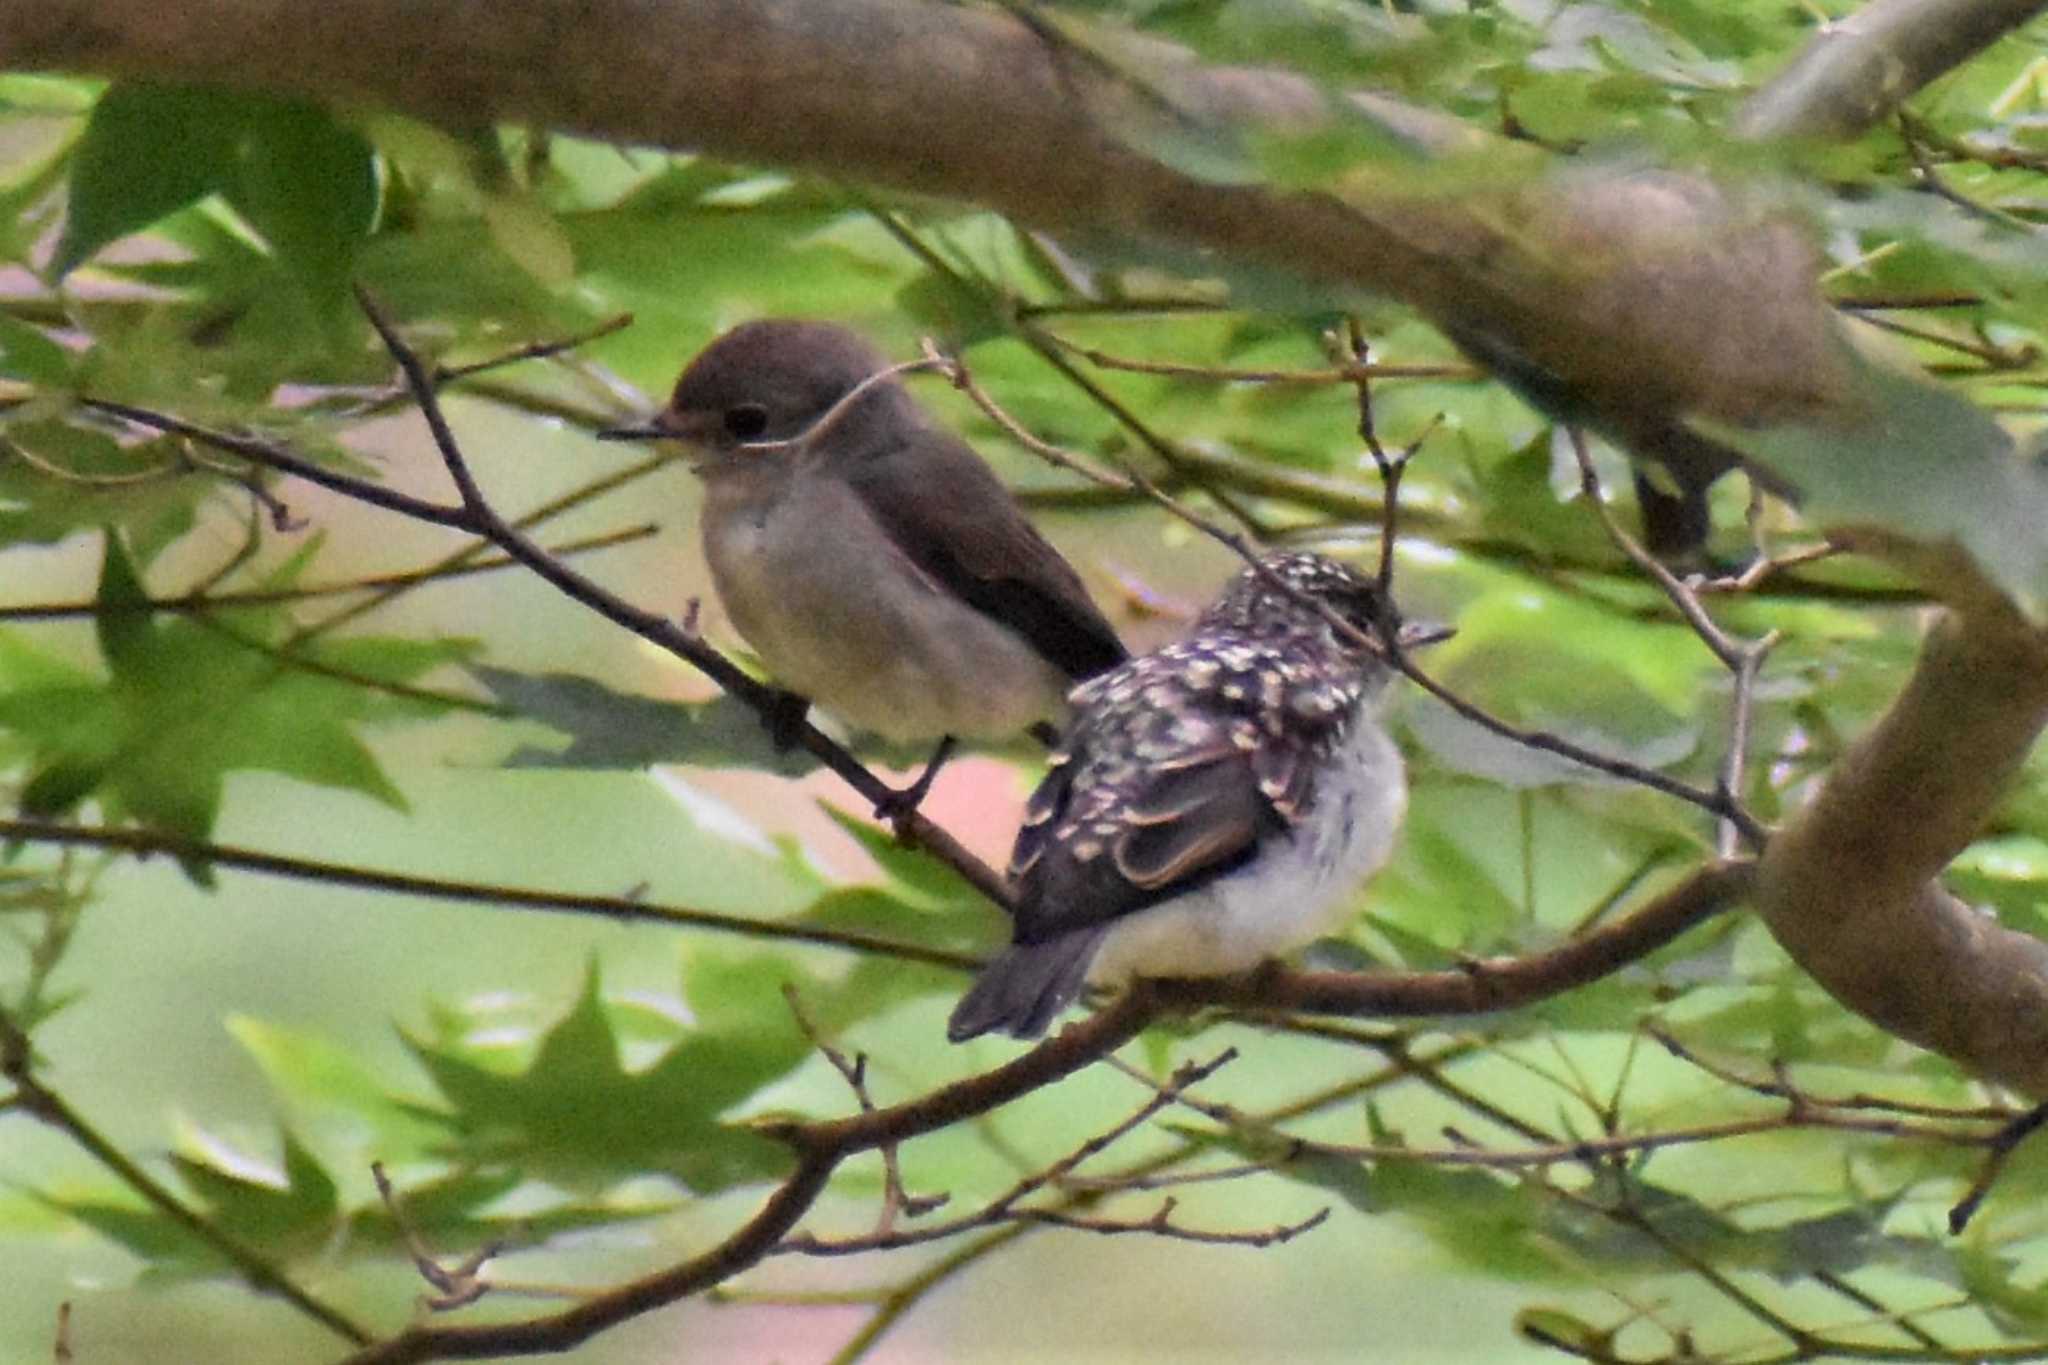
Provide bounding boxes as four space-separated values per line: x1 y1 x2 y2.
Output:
7 0 1844 439
1755 568 2048 1096
1735 0 2048 143
16 0 2018 447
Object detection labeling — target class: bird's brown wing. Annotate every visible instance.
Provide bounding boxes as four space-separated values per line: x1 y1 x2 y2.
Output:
1009 735 1293 945
845 434 1127 681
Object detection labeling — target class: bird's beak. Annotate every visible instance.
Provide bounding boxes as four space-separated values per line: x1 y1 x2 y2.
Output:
1396 619 1455 651
595 410 726 468
595 418 673 443
596 406 727 442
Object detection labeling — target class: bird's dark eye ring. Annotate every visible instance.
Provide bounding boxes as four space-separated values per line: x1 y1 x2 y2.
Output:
723 404 770 441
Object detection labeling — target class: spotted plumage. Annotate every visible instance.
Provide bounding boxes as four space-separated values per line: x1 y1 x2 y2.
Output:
948 552 1421 1042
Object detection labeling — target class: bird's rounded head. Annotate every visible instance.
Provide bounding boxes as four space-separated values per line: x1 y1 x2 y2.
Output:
1205 553 1387 645
644 320 920 465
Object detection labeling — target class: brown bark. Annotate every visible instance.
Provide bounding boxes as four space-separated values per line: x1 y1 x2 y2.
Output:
11 0 2048 1093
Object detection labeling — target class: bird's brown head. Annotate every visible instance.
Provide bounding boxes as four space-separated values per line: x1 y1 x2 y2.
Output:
599 320 922 468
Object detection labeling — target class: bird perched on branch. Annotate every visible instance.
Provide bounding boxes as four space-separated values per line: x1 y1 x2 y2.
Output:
949 551 1437 1041
601 320 1126 806
1441 320 1798 561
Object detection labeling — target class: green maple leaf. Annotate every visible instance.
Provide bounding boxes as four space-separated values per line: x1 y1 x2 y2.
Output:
403 951 952 1195
0 532 472 876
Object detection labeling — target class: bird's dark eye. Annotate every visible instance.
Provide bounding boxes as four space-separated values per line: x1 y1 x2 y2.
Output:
723 404 770 440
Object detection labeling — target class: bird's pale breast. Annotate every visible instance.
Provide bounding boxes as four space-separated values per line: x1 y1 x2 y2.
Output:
1083 713 1406 984
701 470 1073 742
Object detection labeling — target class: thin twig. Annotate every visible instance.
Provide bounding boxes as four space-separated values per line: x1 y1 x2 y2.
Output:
783 985 947 1236
864 206 1270 536
1566 428 1771 848
434 313 635 385
1719 631 1782 858
1058 342 1479 386
1339 315 1441 592
290 451 683 644
1949 1098 2048 1233
0 526 657 623
1645 1025 2016 1122
1289 1103 1988 1170
778 1049 1252 1256
0 817 977 969
1567 429 1742 670
372 1162 504 1312
83 398 475 528
1691 540 1842 594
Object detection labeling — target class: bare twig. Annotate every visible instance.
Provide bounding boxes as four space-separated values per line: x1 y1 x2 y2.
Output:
1899 112 2044 235
783 985 947 1236
373 1161 505 1312
1057 340 1479 386
1010 1199 1327 1247
1567 430 1741 668
1719 630 1782 858
778 1049 1255 1256
289 449 684 645
1949 1098 2048 1233
1646 1026 2016 1123
1288 1102 1989 1171
434 313 635 385
1337 315 1441 592
1691 540 1841 594
1565 429 1771 849
1850 305 2041 370
0 817 977 969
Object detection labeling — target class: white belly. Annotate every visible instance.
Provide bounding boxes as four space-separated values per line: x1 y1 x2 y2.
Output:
702 475 1072 743
1086 717 1406 983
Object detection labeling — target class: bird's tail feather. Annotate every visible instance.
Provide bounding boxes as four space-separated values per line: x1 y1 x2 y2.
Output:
946 930 1107 1042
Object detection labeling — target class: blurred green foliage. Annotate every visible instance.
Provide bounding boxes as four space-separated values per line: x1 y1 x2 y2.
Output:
5 2 2048 1360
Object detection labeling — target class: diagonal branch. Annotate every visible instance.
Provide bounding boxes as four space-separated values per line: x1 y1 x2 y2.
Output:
1734 0 2048 143
80 333 1015 911
334 1151 839 1365
0 1011 375 1347
322 854 1752 1361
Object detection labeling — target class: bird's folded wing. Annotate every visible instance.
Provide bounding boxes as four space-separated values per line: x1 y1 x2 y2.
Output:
1010 740 1290 944
846 439 1127 679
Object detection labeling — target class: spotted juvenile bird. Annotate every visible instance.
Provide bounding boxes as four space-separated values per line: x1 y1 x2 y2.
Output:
948 552 1431 1042
600 321 1126 799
